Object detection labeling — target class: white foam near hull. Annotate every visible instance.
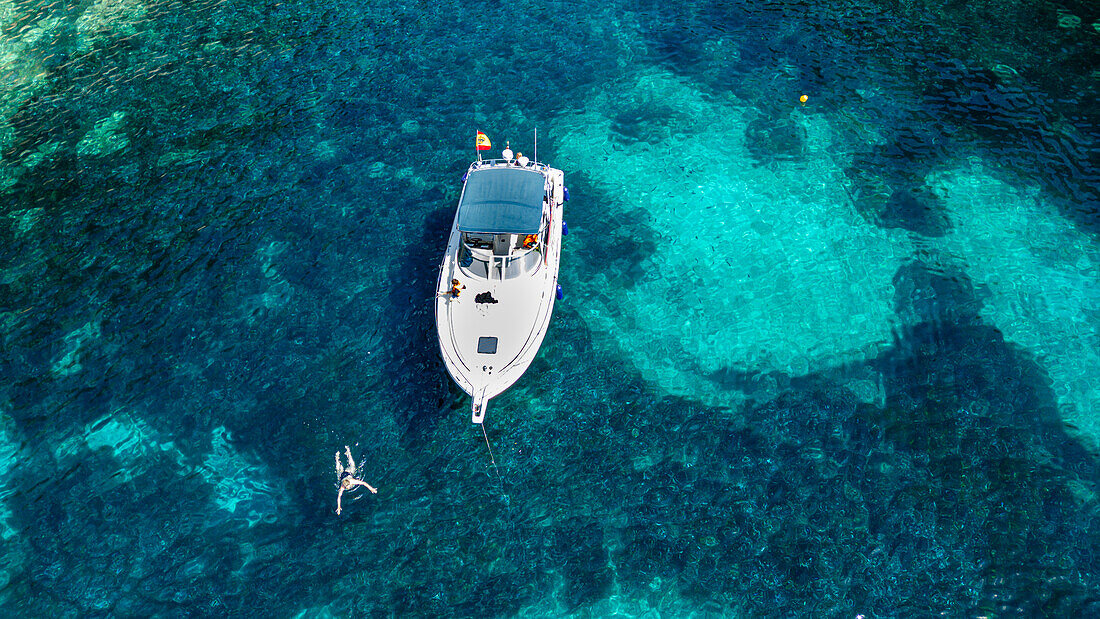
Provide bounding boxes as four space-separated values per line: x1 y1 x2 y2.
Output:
434 158 565 423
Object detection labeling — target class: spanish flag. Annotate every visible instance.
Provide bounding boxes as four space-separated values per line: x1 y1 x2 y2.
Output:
475 131 491 151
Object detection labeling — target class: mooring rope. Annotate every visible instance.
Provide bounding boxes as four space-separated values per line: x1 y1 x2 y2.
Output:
479 422 508 501
481 422 498 467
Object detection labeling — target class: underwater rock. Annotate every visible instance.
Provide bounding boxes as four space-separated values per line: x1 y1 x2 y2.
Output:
879 186 951 237
891 260 982 325
572 202 659 291
745 115 806 165
844 150 949 236
609 104 676 146
74 0 148 52
1057 13 1082 29
76 112 129 157
553 518 612 609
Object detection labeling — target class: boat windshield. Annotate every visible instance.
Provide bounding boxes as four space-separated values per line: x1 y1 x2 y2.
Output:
456 167 545 235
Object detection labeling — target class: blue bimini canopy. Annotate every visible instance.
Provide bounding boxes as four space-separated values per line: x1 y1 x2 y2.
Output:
456 167 545 234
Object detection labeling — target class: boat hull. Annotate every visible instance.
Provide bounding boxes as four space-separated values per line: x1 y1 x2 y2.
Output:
434 162 565 423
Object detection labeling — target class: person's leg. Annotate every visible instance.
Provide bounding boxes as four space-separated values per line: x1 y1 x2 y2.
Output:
345 445 357 475
335 451 343 477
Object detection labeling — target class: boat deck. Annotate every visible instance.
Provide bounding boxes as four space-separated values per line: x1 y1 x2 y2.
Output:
437 263 555 381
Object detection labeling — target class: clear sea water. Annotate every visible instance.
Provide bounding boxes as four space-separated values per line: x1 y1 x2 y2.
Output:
2 0 1099 615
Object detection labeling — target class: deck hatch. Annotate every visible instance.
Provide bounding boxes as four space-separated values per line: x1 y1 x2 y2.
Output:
477 337 498 354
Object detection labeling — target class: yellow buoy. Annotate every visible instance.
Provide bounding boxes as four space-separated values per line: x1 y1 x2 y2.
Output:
799 94 809 105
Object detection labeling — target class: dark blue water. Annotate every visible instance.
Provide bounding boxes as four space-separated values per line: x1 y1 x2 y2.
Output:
2 0 1099 615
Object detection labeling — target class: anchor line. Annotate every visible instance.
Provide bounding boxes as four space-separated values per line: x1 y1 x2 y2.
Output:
478 420 525 564
480 422 507 496
481 422 498 467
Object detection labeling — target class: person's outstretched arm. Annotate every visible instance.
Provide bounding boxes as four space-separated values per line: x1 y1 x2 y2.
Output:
352 479 378 494
336 486 345 515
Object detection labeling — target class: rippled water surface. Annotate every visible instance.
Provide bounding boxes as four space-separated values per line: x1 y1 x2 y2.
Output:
3 0 1099 615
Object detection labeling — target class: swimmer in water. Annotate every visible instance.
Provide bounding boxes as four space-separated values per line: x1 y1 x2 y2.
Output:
335 445 377 515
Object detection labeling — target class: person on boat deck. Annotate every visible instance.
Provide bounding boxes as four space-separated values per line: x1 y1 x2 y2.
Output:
522 234 537 249
449 278 466 298
502 142 513 161
335 445 377 516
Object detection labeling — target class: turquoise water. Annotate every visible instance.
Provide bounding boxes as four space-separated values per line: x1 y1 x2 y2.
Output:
2 0 1099 615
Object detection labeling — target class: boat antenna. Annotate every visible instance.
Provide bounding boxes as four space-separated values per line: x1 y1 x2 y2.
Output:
533 127 537 164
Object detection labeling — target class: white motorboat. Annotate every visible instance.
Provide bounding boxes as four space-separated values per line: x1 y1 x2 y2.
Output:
434 143 567 423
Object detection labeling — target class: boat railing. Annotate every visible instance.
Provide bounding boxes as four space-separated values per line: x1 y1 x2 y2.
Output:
469 159 552 173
